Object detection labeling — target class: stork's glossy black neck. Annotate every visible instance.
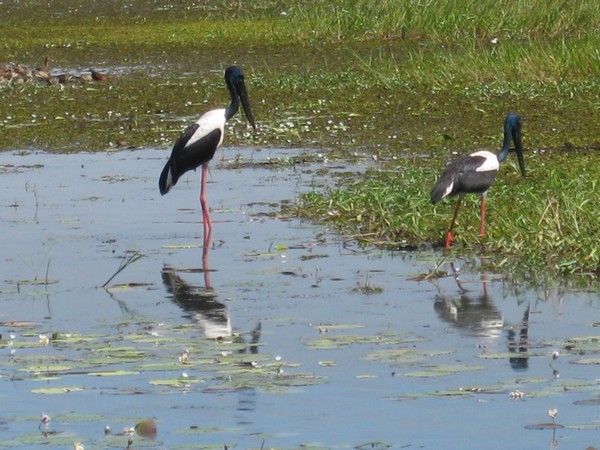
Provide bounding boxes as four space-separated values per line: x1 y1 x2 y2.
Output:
498 113 522 162
224 66 244 121
225 82 240 121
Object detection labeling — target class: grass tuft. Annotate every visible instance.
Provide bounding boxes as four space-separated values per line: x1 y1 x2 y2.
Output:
293 152 600 279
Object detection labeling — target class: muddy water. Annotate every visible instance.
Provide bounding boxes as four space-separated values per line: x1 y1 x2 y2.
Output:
2 148 600 449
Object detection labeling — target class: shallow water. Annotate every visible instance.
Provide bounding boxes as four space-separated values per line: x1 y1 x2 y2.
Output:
2 148 600 449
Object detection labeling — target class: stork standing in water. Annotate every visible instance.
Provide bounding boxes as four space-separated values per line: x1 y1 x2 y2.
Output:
431 113 525 248
159 66 256 250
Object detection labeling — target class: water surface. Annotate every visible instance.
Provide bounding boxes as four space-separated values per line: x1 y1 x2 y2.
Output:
1 149 599 449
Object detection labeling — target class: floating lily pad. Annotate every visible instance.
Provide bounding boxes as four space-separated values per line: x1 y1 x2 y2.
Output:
511 377 550 384
31 386 85 394
11 431 76 446
55 412 105 422
365 348 446 364
318 360 337 366
58 217 80 223
477 352 515 359
566 336 600 343
206 372 327 392
402 388 473 399
162 244 202 249
270 373 328 387
312 323 365 331
141 361 211 371
564 336 600 354
88 370 141 376
8 278 58 286
405 364 485 378
52 333 100 344
571 357 600 365
305 333 420 349
351 284 384 294
355 441 392 450
552 379 600 390
149 378 204 387
524 423 564 430
0 321 40 328
3 340 51 349
19 364 73 373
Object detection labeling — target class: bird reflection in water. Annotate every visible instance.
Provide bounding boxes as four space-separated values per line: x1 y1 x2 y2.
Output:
434 262 531 371
161 240 232 339
161 265 231 339
434 263 504 339
507 304 530 371
162 245 262 419
161 243 261 352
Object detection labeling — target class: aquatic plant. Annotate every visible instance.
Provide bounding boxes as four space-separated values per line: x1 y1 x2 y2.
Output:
293 150 600 278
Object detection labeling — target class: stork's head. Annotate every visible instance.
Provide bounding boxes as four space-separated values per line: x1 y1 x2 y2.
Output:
225 66 256 131
503 113 525 177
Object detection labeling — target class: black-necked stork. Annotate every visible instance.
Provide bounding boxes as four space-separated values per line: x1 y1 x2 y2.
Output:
431 113 525 248
159 65 256 249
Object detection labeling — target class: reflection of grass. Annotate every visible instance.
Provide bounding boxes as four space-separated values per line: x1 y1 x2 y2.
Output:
15 252 55 289
102 250 144 288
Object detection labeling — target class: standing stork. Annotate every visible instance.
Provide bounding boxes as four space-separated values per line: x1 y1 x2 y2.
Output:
159 66 256 250
431 113 525 248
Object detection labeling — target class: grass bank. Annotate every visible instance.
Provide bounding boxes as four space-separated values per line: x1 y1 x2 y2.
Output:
294 150 600 278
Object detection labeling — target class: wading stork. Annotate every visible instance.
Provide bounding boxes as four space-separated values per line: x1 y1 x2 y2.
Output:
159 66 256 249
431 113 525 248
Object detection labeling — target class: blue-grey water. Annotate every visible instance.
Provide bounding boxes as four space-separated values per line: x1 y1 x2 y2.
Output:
1 149 599 449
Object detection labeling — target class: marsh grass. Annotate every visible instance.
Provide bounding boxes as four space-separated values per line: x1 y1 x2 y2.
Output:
2 1 600 153
288 0 600 42
294 152 600 278
490 159 600 275
3 0 600 280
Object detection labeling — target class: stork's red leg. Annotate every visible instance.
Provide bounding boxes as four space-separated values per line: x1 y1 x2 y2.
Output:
479 195 486 237
200 163 213 291
199 163 212 250
445 197 462 248
202 231 212 290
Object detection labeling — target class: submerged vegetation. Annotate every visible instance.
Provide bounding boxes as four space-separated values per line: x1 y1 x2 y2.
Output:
2 0 600 278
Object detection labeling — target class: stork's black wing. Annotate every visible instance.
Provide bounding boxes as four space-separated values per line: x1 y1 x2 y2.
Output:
168 127 222 184
431 155 496 203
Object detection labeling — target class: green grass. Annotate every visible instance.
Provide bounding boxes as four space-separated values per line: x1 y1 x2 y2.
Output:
287 0 600 42
293 151 600 278
2 0 600 281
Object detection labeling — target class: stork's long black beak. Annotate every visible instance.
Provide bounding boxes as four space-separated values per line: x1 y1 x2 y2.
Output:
238 80 256 131
513 130 526 178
